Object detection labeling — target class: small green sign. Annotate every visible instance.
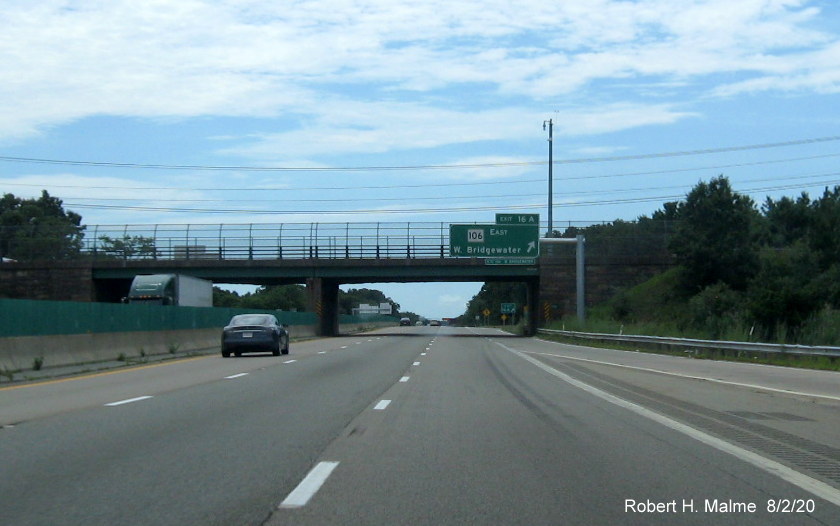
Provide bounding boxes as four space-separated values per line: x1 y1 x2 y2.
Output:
450 224 540 257
501 303 516 314
496 213 540 225
484 258 537 265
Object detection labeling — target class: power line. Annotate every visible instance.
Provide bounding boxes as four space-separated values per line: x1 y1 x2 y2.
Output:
2 135 839 172
62 177 840 215
4 152 840 193
53 171 840 204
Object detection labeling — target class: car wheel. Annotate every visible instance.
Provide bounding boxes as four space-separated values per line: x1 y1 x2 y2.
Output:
222 349 230 358
282 337 290 355
272 343 280 356
234 351 242 357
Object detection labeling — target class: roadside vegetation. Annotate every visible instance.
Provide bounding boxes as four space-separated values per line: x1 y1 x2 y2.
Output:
547 177 840 348
465 177 840 349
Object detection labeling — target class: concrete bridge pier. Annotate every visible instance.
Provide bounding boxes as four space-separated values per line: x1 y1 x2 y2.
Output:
525 278 540 337
307 278 340 337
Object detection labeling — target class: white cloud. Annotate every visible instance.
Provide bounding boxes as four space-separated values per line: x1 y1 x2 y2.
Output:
0 0 837 142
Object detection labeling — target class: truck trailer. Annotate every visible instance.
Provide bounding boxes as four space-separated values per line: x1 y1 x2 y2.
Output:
125 274 213 307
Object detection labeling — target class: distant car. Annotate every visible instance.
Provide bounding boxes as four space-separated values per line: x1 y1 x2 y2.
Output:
429 320 440 326
222 314 289 357
399 317 411 326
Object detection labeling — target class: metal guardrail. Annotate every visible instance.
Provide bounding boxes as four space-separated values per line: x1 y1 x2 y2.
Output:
538 329 840 359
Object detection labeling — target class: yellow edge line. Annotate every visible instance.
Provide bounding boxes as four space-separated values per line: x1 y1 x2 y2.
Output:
0 355 212 391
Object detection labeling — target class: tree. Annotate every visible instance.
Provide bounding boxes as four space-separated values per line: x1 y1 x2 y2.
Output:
0 191 85 261
745 243 822 340
97 235 158 259
213 287 243 308
761 193 811 248
241 285 307 311
669 176 761 292
464 282 527 325
339 288 400 316
808 186 840 269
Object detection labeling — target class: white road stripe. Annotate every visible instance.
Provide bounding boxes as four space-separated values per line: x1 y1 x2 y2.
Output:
400 376 410 382
420 353 427 356
318 351 327 354
279 461 340 509
105 396 153 407
374 399 391 410
497 341 840 508
284 359 297 364
224 373 249 379
340 346 348 349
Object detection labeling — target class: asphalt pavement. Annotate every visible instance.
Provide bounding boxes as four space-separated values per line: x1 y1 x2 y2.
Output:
2 326 838 525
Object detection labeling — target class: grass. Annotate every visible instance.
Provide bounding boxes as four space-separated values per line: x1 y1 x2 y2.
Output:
542 266 840 371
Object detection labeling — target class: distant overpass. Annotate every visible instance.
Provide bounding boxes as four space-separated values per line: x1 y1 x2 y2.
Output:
0 221 674 336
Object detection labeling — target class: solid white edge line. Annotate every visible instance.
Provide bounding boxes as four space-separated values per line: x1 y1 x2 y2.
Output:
532 340 840 402
496 342 840 508
224 373 249 379
374 399 391 410
105 395 153 407
279 461 340 509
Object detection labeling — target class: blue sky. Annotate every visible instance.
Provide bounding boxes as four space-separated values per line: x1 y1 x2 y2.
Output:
2 0 840 319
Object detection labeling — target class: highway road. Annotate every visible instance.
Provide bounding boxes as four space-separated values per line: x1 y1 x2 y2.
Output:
2 326 839 525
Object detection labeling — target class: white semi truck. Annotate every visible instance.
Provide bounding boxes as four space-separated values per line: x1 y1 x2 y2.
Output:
125 274 213 307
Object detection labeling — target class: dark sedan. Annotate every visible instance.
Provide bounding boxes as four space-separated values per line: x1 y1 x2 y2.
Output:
221 314 289 357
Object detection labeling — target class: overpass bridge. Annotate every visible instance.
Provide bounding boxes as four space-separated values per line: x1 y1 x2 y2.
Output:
3 222 545 336
0 221 673 336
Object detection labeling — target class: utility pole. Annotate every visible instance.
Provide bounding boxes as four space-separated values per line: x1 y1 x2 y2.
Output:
543 118 553 237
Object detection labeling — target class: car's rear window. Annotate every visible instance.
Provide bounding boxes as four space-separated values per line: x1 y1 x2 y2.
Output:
230 315 271 326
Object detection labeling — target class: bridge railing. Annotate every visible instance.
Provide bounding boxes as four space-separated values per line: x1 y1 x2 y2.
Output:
84 222 459 260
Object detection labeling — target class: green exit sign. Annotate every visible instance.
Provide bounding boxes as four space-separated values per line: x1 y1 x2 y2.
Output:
496 213 540 225
450 224 540 257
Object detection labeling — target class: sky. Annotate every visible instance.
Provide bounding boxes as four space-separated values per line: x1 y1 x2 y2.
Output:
2 0 840 319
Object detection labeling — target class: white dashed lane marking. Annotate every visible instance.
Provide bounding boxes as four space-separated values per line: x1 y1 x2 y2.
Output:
279 461 340 509
105 396 153 407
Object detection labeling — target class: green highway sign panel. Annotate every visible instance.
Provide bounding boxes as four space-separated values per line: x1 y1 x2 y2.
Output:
501 302 517 314
485 258 536 265
496 213 540 225
450 224 540 257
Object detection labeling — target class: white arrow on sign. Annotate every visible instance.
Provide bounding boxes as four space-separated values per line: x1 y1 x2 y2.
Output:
527 241 536 253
